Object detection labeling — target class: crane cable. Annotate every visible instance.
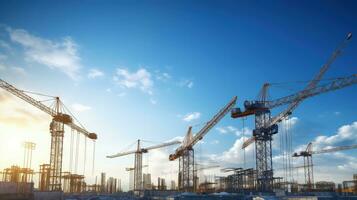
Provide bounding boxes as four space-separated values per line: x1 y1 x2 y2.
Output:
75 130 80 174
69 128 75 173
288 117 294 182
92 141 96 175
279 119 283 181
83 136 87 175
242 117 246 169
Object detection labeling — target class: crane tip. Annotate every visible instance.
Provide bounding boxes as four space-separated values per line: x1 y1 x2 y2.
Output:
347 32 352 40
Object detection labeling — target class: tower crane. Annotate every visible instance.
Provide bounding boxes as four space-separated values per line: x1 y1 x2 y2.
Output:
231 32 355 191
169 96 237 192
107 139 181 191
0 78 97 191
293 143 357 190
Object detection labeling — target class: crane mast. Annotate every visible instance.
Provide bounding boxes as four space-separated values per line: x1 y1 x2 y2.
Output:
107 139 181 191
169 96 237 192
0 78 97 191
231 33 355 192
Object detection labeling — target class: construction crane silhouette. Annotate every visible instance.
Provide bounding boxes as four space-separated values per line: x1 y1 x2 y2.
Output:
107 139 180 191
293 143 357 190
231 32 356 191
169 96 237 192
0 79 97 191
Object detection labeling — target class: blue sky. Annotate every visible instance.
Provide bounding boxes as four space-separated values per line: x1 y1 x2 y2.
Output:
0 0 357 189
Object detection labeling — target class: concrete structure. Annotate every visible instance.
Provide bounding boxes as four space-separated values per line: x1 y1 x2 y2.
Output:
143 173 151 190
129 170 134 191
106 177 117 193
315 181 335 192
171 180 176 190
157 177 167 190
101 172 106 193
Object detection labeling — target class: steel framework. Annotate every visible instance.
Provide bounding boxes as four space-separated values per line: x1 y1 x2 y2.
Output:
134 151 143 190
178 148 195 192
49 119 65 190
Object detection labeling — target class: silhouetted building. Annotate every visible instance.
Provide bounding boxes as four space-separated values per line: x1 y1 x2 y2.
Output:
143 173 151 190
170 180 176 190
101 173 106 193
315 181 335 192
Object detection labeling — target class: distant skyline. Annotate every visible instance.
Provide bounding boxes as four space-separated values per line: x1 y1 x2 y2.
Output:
0 0 357 190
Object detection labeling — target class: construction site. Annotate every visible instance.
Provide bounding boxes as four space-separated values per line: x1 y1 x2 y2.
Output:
1 1 357 199
0 30 356 200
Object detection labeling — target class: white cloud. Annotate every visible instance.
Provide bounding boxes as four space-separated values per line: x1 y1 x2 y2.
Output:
208 136 255 166
216 125 251 137
279 117 299 130
216 127 227 134
178 79 194 89
106 88 112 93
150 98 157 105
0 40 11 50
182 112 201 122
166 136 184 143
334 111 341 116
71 103 92 112
7 28 82 80
312 121 357 149
156 72 171 81
227 126 237 132
87 68 104 79
11 67 26 76
113 68 153 95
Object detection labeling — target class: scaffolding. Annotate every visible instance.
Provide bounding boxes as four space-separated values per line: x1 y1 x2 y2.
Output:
39 164 51 191
178 148 195 192
62 173 85 193
1 165 34 193
219 168 257 192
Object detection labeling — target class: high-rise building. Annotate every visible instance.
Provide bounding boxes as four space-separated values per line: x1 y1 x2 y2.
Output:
101 173 106 193
129 171 134 191
354 174 357 180
107 177 116 193
143 173 152 190
157 177 166 190
170 180 176 190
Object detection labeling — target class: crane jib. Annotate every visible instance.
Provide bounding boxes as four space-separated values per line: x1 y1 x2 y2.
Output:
170 96 237 160
0 78 96 140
